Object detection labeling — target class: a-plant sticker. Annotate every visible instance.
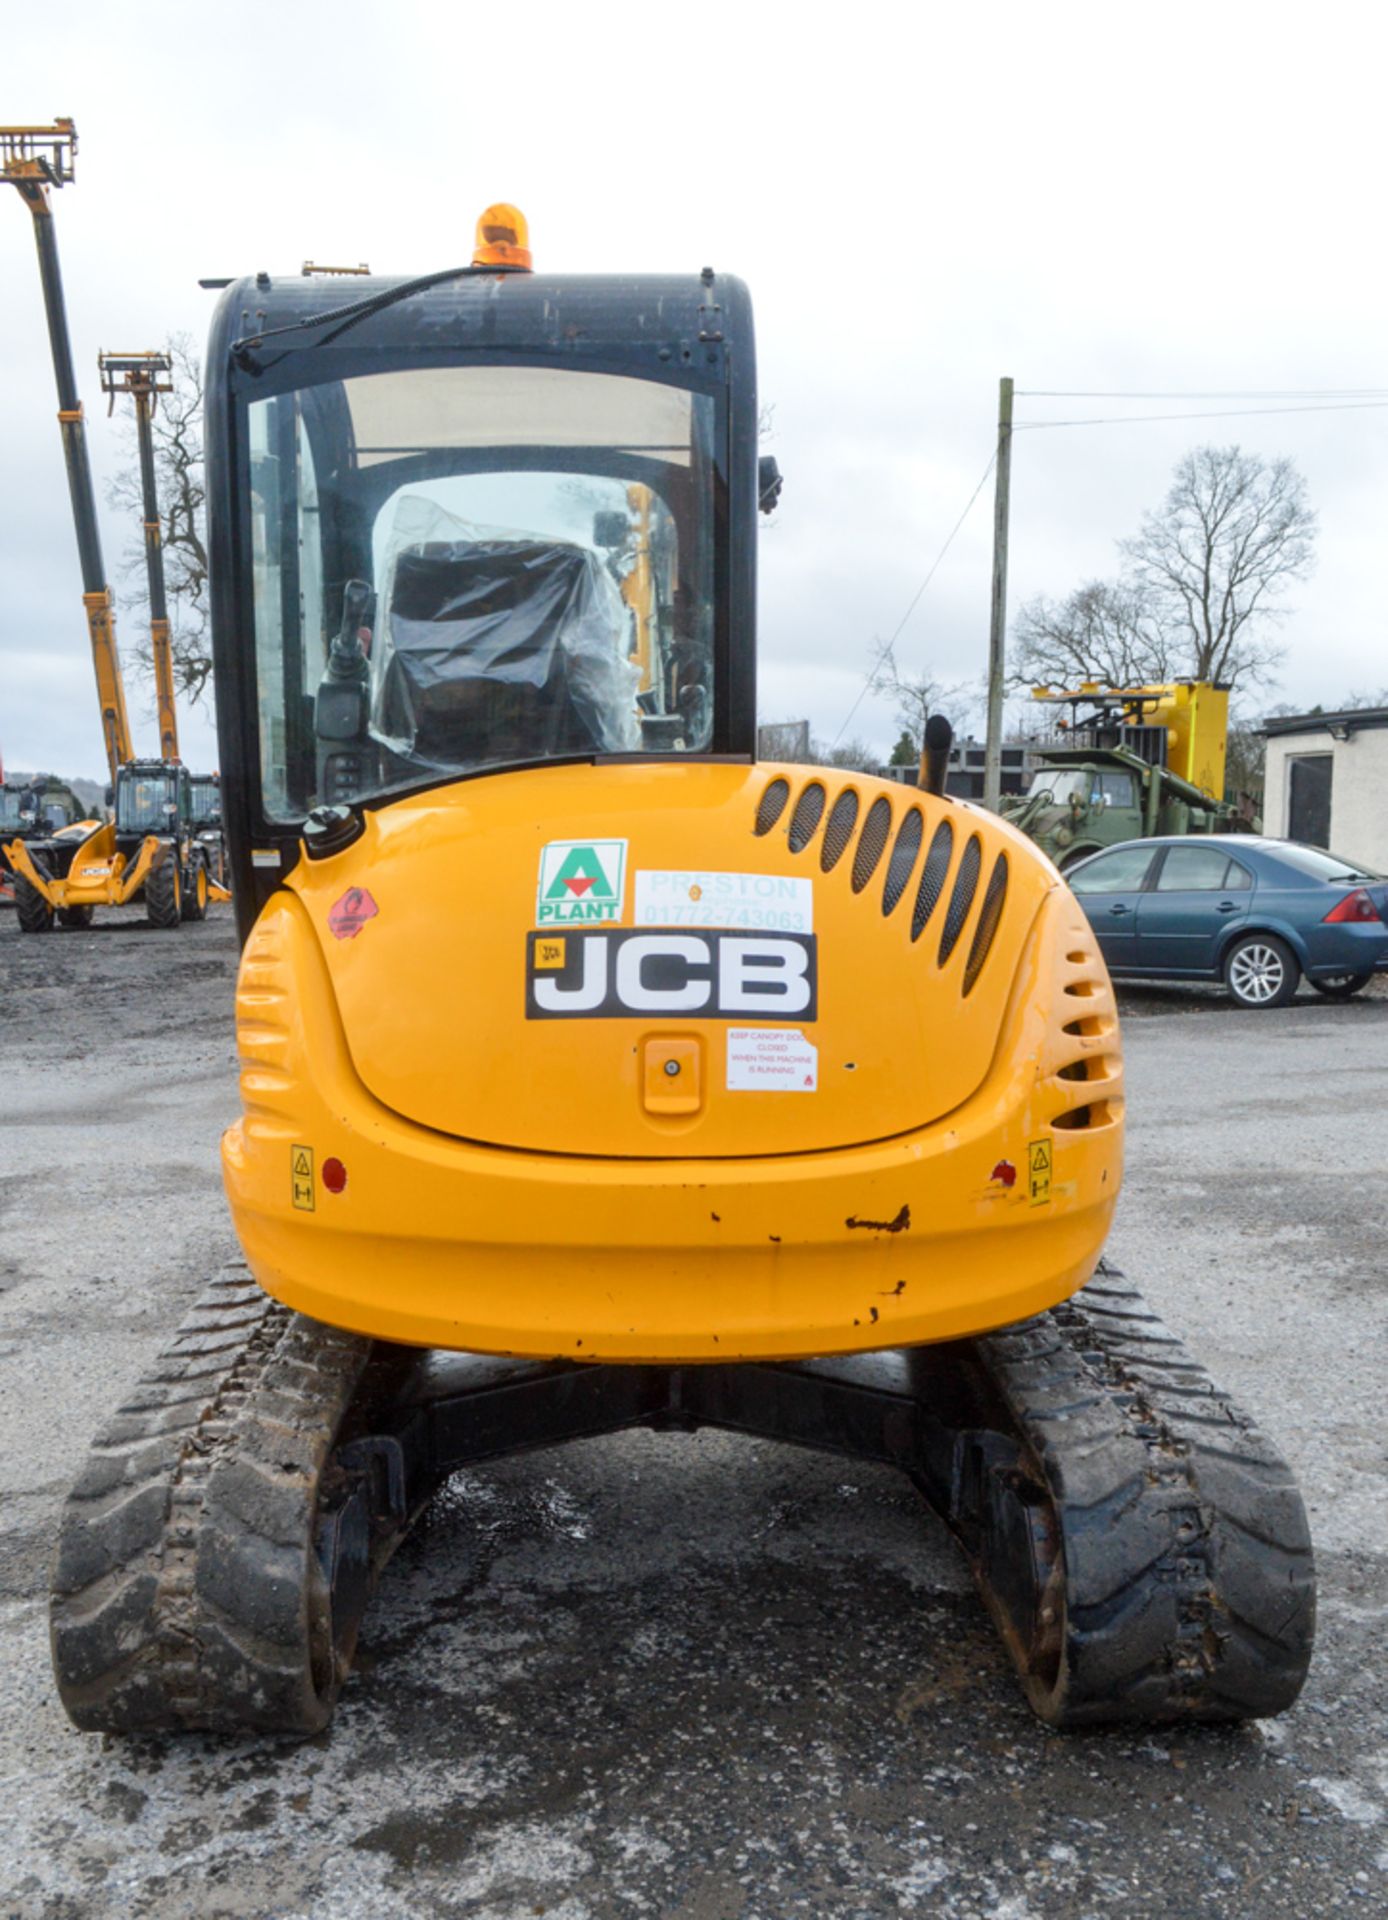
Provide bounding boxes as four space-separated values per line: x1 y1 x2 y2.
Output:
536 839 627 925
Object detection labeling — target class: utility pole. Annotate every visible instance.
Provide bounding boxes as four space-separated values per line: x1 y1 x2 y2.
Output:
983 375 1013 811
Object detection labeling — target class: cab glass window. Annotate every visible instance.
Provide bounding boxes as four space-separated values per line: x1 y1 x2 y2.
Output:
247 365 719 820
116 775 178 833
1156 845 1239 891
1098 773 1136 808
1068 845 1156 894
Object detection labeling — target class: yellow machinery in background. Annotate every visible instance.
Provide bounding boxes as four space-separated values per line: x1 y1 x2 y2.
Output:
2 123 227 929
50 210 1314 1738
1004 680 1241 868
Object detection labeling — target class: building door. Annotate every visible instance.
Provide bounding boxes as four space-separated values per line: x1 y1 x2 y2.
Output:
1287 754 1333 847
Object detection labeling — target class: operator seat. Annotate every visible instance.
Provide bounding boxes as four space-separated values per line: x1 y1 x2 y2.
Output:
378 538 620 767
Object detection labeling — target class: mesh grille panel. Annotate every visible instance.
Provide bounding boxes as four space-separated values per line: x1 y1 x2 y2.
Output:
910 820 954 941
881 808 923 916
787 782 827 853
851 797 893 893
753 777 791 836
962 853 1008 995
938 834 983 965
820 789 860 871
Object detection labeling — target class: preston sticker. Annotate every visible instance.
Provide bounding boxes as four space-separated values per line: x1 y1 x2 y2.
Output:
536 839 627 926
634 870 813 933
526 929 817 1020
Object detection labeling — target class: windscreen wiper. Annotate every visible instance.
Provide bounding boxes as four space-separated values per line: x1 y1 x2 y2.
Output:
231 264 476 371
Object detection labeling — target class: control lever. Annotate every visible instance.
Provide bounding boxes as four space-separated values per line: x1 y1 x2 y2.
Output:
316 579 373 742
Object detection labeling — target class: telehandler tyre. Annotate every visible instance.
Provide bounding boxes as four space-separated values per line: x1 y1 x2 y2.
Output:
15 877 54 934
145 857 182 930
181 857 209 922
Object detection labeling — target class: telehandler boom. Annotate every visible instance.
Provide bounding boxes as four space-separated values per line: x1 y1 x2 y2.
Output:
1 122 130 784
50 207 1314 1736
98 350 179 763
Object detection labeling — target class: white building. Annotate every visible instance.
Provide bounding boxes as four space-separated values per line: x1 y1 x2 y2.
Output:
1262 708 1388 868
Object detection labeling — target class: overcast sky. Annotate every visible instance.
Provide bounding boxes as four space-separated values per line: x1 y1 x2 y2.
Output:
4 0 1386 781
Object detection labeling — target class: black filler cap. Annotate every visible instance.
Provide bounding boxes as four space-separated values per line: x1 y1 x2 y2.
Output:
302 804 364 859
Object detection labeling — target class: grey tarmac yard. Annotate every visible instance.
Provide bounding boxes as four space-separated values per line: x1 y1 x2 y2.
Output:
1 906 1385 1920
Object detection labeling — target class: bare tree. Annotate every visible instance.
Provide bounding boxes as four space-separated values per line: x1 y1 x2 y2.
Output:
107 333 212 705
1120 445 1315 691
1011 445 1315 699
1011 579 1175 690
869 641 970 757
809 734 879 772
1225 706 1267 809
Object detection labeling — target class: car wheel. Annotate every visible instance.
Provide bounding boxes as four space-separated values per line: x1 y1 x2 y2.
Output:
1225 934 1299 1009
1309 971 1373 999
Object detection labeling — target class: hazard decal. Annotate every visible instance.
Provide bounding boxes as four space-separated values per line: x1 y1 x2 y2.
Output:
536 840 627 926
291 1144 316 1211
1028 1137 1052 1206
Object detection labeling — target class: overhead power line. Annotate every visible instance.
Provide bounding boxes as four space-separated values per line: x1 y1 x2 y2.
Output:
830 451 997 749
1015 400 1388 430
1018 387 1388 400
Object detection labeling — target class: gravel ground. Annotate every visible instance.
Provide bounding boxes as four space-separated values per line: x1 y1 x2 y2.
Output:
1 906 1386 1920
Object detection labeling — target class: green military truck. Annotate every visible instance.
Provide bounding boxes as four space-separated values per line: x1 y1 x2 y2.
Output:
1000 681 1245 871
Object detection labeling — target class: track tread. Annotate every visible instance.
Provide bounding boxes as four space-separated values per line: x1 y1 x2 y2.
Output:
969 1260 1315 1727
50 1261 377 1735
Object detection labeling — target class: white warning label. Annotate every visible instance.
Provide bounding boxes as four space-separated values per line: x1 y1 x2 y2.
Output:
726 1026 819 1092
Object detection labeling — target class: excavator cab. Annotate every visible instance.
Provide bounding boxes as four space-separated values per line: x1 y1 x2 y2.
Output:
50 222 1314 1739
206 263 753 919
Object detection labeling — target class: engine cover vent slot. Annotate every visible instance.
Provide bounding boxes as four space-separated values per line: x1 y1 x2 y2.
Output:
851 797 893 893
753 777 790 837
911 820 954 941
962 853 1008 996
787 782 827 853
820 789 860 872
882 808 923 916
939 834 983 965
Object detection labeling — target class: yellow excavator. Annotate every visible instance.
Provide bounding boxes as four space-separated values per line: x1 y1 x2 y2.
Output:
1 122 226 929
50 207 1314 1735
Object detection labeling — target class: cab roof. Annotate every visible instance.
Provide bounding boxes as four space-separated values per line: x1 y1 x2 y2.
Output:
213 269 750 381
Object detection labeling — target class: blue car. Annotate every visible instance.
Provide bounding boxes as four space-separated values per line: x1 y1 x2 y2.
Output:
1065 836 1388 1008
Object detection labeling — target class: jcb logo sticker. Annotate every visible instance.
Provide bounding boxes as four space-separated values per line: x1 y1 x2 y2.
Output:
526 930 818 1021
536 839 627 925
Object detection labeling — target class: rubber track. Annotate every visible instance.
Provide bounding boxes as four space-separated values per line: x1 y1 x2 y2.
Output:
971 1262 1316 1726
50 1262 374 1734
